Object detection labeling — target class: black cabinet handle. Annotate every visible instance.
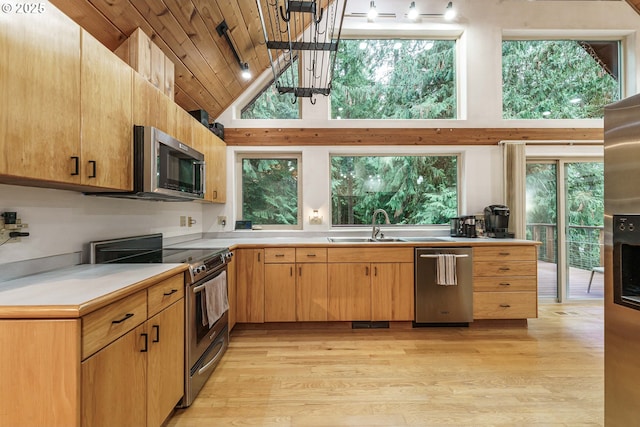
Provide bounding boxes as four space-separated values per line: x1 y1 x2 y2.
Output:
499 282 511 286
365 266 369 276
299 266 302 276
213 190 218 199
141 333 148 352
306 253 316 257
152 325 160 343
70 156 79 176
499 267 511 271
163 289 178 296
111 313 134 324
500 304 511 308
290 266 293 276
276 254 285 257
499 252 510 256
374 266 378 276
88 160 96 178
258 252 261 262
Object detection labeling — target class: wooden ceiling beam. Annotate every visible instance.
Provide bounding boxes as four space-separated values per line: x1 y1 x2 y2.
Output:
224 127 604 146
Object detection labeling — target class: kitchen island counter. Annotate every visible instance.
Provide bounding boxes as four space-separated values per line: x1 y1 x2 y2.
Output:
0 263 187 318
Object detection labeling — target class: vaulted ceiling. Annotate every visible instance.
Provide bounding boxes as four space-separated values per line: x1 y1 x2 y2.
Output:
50 0 635 123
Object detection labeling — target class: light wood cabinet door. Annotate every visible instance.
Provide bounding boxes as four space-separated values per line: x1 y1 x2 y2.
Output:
80 30 133 190
81 324 147 427
210 136 227 203
297 263 328 321
235 249 265 323
328 263 371 321
265 263 296 322
0 5 81 184
371 263 414 321
147 299 184 427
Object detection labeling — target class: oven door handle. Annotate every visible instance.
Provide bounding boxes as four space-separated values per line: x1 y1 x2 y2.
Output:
192 271 226 294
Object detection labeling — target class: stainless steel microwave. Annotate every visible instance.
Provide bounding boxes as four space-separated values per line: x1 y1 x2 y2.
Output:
89 126 206 201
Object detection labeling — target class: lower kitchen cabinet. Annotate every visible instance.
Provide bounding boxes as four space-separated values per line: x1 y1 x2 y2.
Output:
235 249 265 323
371 262 414 321
81 323 147 427
81 275 185 427
328 263 372 321
296 262 328 321
0 271 185 427
472 245 538 320
326 248 414 322
265 262 296 321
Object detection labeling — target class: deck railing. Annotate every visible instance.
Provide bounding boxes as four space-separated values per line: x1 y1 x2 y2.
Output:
526 223 604 270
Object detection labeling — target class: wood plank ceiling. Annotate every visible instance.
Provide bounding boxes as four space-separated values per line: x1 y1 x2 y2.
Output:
50 0 631 145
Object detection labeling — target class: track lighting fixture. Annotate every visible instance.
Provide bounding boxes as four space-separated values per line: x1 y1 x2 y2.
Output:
216 20 251 80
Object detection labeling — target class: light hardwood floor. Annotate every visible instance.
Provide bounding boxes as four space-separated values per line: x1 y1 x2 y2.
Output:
167 301 603 426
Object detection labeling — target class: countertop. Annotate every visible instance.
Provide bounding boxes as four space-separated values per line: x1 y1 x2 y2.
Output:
167 236 538 249
0 263 188 319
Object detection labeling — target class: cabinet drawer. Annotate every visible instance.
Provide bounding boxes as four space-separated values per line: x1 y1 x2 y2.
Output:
474 246 536 261
473 292 537 319
296 248 327 263
148 273 184 317
473 260 537 277
473 277 537 292
82 290 147 359
264 248 296 263
327 247 413 263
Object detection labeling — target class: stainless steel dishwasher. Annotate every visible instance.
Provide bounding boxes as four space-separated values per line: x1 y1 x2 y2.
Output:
415 247 473 324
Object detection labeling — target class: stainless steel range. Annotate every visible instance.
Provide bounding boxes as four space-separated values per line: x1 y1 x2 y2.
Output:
89 233 232 408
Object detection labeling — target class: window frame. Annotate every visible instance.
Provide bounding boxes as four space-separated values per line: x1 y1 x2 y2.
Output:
501 37 622 120
235 152 303 230
329 37 459 120
328 152 462 227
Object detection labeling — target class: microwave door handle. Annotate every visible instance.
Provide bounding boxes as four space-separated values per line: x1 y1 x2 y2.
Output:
195 161 206 196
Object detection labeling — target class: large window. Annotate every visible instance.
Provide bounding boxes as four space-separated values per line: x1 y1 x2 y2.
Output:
331 155 458 226
502 40 621 119
236 153 302 229
331 39 457 119
241 82 300 119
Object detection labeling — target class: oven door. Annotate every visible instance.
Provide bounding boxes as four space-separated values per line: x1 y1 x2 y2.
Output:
187 267 229 369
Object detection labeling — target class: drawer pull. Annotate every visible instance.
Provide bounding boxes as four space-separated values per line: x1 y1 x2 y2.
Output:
306 253 317 257
275 254 285 257
499 304 511 308
499 252 510 256
163 289 178 296
152 325 160 343
365 266 369 276
111 313 134 324
290 266 293 276
499 282 511 286
499 267 511 271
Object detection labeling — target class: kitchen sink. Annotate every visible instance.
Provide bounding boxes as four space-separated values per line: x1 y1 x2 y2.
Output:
327 237 405 243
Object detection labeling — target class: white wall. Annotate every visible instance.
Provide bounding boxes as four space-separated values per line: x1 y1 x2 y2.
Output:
2 0 634 265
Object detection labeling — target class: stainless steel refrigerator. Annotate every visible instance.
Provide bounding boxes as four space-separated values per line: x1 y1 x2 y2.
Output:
604 93 640 425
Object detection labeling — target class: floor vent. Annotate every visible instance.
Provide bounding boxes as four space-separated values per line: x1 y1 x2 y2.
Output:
351 321 389 329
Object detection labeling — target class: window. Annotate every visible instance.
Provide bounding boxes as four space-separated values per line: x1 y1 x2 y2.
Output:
330 155 458 226
331 39 457 119
241 59 300 119
236 153 302 229
241 81 300 119
502 40 621 119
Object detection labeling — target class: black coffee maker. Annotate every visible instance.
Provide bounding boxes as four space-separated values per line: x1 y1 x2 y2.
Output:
484 205 514 238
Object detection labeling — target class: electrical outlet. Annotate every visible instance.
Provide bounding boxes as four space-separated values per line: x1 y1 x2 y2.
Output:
217 216 227 226
188 216 196 227
180 216 186 227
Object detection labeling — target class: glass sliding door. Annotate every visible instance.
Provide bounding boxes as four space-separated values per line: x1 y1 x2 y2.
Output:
526 159 604 302
526 162 558 299
564 162 604 299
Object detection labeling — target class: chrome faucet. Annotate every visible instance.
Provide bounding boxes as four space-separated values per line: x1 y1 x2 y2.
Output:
371 209 391 240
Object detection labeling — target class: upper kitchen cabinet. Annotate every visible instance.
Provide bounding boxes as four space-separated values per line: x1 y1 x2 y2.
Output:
0 6 133 192
80 30 133 191
0 4 81 185
191 120 226 203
